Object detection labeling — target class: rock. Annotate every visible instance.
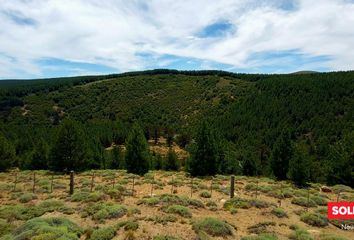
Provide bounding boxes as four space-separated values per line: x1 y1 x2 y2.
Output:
321 186 332 193
220 199 226 204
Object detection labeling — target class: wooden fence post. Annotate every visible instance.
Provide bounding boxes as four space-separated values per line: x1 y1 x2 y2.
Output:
336 191 341 202
32 172 36 193
150 177 154 197
112 173 115 189
132 176 135 196
230 175 235 198
171 176 174 194
69 171 74 195
13 172 18 192
50 174 54 193
190 178 193 198
210 178 213 198
90 172 95 192
306 188 310 211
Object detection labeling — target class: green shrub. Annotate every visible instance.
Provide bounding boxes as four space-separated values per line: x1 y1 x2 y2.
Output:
300 212 328 227
0 219 14 237
319 233 348 240
192 217 233 237
81 203 127 222
162 205 192 218
199 191 211 198
250 199 271 208
19 193 37 203
153 235 180 240
310 196 327 206
241 233 278 240
271 208 288 218
138 197 160 206
247 222 276 234
332 185 352 194
6 217 82 239
224 198 251 210
123 221 139 231
289 228 313 240
145 214 177 225
291 197 317 207
89 226 116 240
206 200 217 208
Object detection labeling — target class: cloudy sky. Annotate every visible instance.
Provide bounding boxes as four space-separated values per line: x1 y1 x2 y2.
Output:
1 0 354 79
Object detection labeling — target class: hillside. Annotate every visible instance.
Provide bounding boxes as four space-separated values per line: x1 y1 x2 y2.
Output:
0 70 354 186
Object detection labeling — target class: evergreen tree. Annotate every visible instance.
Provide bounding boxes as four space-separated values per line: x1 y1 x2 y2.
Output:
111 145 122 169
164 147 179 171
49 119 88 172
327 132 354 187
125 123 150 175
29 138 49 170
270 131 293 180
188 121 218 176
152 153 163 170
0 134 15 171
288 143 311 187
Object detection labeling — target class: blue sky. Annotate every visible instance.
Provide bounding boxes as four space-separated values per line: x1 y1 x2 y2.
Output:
1 0 354 79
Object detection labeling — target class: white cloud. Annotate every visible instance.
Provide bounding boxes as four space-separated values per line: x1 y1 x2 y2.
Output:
0 0 354 78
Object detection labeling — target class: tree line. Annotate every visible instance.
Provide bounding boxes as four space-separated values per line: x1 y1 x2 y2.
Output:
1 118 352 188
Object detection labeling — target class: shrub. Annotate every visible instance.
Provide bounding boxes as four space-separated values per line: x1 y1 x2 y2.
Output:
310 196 327 206
7 217 82 239
206 200 217 208
89 226 116 240
291 197 317 207
224 198 251 210
199 191 211 198
247 222 276 234
162 205 192 218
271 208 288 218
138 197 160 206
241 234 278 240
289 228 313 240
153 235 180 240
300 212 328 227
192 217 233 237
145 214 177 225
19 193 37 203
250 199 271 208
81 203 127 222
319 233 348 240
0 219 14 237
71 192 105 202
123 221 139 231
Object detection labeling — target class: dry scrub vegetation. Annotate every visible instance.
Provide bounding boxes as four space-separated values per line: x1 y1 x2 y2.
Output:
0 170 353 240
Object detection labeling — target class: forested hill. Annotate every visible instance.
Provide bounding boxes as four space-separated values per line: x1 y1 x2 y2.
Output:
0 69 353 187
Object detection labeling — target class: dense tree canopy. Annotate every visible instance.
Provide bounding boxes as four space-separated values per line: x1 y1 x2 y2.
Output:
1 70 354 186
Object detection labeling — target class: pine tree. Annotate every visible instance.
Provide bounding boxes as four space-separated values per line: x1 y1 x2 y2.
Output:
288 143 311 187
164 147 179 171
188 121 217 176
327 132 354 187
49 119 88 172
0 134 15 171
125 123 150 175
111 145 122 169
270 131 293 180
29 138 49 170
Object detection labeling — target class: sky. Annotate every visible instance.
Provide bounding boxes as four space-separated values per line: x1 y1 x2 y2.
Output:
1 0 354 79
